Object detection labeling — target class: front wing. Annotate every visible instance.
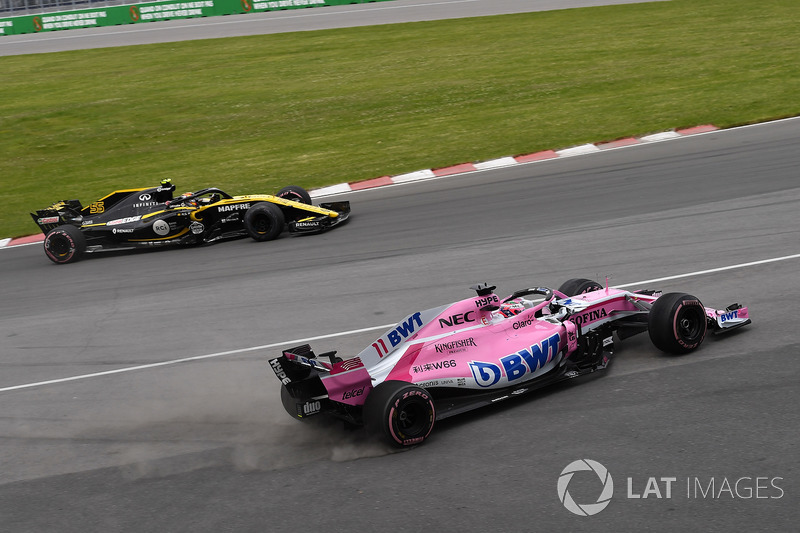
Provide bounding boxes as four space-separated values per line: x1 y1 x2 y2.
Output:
287 201 351 235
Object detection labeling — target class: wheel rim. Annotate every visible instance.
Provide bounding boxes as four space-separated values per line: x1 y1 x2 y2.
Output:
48 236 71 257
677 306 704 342
393 399 429 438
254 215 270 234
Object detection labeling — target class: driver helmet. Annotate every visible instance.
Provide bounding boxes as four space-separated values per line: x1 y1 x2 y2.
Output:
197 194 220 205
181 192 197 207
499 300 525 317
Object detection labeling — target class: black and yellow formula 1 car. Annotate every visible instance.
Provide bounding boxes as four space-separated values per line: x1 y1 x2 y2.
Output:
30 180 350 264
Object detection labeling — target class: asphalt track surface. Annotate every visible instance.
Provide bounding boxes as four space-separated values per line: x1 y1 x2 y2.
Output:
0 0 667 56
2 116 799 531
2 2 800 532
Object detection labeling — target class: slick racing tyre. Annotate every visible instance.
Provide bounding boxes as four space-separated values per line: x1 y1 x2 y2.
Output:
276 185 312 205
244 202 285 241
281 385 309 421
363 381 435 447
648 292 707 355
558 278 603 296
43 225 87 264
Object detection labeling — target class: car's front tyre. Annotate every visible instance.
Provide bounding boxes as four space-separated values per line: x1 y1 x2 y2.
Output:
363 381 436 447
244 202 285 242
648 292 707 354
43 225 86 264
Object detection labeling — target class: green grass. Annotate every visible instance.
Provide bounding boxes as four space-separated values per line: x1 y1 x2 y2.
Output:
2 0 799 238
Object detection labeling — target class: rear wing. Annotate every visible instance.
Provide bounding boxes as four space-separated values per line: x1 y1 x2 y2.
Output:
268 344 342 417
268 344 342 385
30 199 83 234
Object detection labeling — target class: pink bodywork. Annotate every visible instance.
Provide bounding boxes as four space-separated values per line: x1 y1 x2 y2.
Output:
314 287 749 407
318 287 652 407
289 287 749 410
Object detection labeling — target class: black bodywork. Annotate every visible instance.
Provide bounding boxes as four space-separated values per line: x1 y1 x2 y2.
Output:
31 182 350 261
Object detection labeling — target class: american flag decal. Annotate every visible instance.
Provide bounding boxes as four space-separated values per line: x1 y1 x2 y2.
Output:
339 357 363 371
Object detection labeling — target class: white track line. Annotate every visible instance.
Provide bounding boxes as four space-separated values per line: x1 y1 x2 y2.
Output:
2 251 798 393
612 252 800 288
0 325 394 393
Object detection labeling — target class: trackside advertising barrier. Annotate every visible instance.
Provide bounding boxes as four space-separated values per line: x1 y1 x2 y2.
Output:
0 0 393 35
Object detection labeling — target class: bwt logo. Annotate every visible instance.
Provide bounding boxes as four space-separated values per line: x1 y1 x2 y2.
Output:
501 332 560 382
372 312 423 357
468 333 560 388
557 459 614 516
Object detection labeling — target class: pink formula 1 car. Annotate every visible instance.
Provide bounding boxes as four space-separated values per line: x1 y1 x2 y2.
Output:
269 279 750 447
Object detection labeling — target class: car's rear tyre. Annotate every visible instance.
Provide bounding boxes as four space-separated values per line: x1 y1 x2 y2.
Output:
648 292 707 354
43 225 86 264
280 385 307 421
244 202 285 242
276 185 312 205
363 381 435 447
558 278 603 296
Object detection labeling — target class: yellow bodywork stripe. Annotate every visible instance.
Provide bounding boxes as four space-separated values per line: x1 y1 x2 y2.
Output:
188 196 339 221
82 209 191 227
229 195 340 217
141 208 194 220
92 188 148 203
